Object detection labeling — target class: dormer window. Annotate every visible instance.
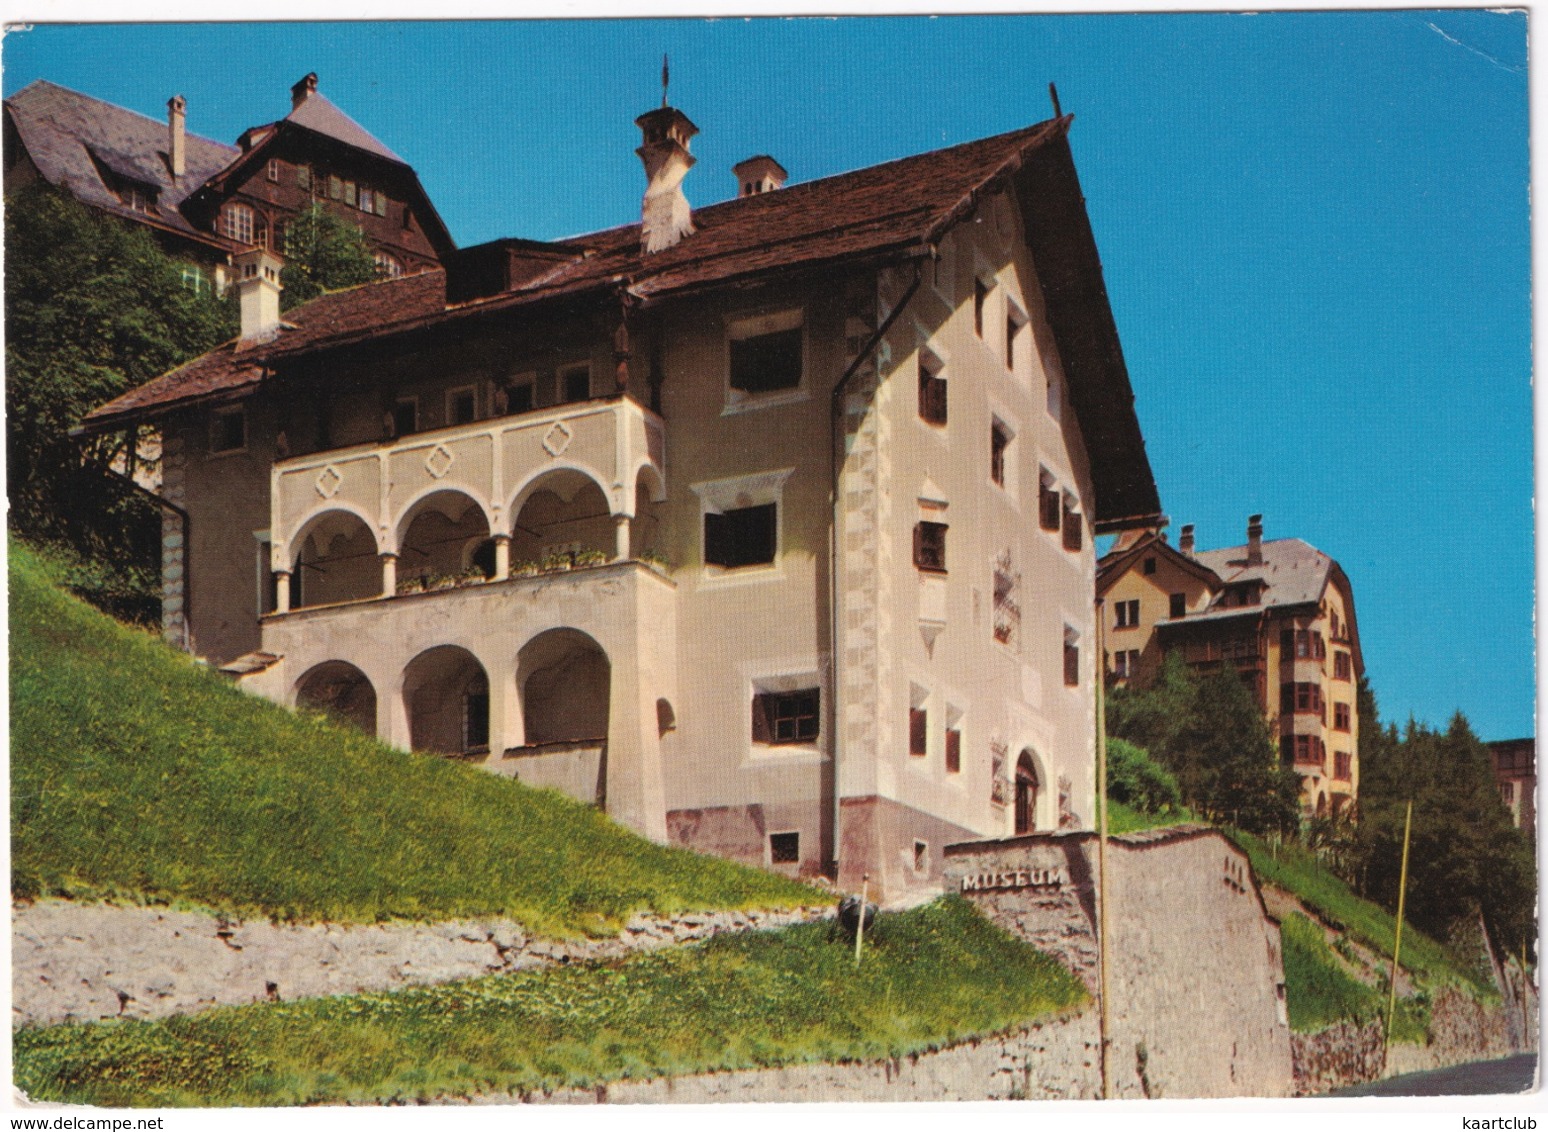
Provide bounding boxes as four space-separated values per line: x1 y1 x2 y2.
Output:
374 252 403 279
120 183 158 215
219 203 256 245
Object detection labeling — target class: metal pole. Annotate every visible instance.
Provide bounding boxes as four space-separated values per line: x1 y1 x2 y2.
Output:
853 873 870 968
1095 599 1112 1100
1384 799 1413 1048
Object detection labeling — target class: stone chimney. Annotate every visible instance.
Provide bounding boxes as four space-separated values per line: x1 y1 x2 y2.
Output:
291 72 319 112
1179 524 1195 557
732 155 787 197
167 95 186 179
635 104 698 254
234 247 284 344
1246 514 1264 567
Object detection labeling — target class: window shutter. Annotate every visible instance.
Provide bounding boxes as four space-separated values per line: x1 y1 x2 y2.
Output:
751 693 773 743
1062 505 1083 551
909 708 927 756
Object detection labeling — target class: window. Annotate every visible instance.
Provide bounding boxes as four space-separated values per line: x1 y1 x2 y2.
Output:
705 503 777 569
271 221 286 255
918 348 947 425
1143 556 1157 576
1115 599 1140 629
913 840 929 872
1282 735 1324 766
391 398 418 437
296 164 312 191
267 159 280 183
463 686 490 752
210 406 246 454
913 521 947 573
753 689 820 745
1038 471 1060 532
729 310 803 395
343 180 358 207
1169 592 1186 619
1112 649 1141 680
503 379 535 415
560 364 591 403
374 252 403 279
1282 629 1325 660
328 175 343 200
1063 627 1080 687
1005 302 1027 370
219 203 255 244
945 726 961 774
180 264 210 297
1281 682 1324 716
359 186 374 213
1334 651 1352 681
990 420 1011 487
770 831 800 864
375 192 390 218
1062 496 1083 552
121 183 156 214
973 277 990 338
909 707 928 757
448 387 477 426
1334 702 1351 732
1335 751 1353 781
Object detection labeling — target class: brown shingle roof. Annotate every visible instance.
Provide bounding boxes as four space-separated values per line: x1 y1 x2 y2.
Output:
285 92 404 163
6 79 238 250
82 113 1162 527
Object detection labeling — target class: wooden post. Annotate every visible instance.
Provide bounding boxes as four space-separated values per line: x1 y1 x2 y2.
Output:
1384 799 1414 1049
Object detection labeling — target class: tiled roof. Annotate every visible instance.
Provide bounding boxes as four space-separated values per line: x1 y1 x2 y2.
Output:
286 92 403 163
81 113 1162 526
1193 538 1333 610
6 79 238 249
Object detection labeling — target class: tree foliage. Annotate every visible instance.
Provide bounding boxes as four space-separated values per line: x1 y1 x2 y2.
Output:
1348 679 1535 960
1105 737 1182 815
280 202 379 310
1107 653 1301 836
5 185 235 617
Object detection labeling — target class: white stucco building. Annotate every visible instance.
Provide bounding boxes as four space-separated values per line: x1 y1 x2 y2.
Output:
82 98 1161 898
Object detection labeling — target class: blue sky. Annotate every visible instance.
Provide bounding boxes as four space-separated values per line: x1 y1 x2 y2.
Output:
4 12 1533 740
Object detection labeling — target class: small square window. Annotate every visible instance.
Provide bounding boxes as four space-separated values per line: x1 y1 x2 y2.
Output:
211 406 246 454
1062 498 1083 552
945 727 961 774
1115 599 1139 629
1063 628 1080 687
392 398 418 437
343 180 357 207
1143 557 1157 575
1039 472 1060 532
730 321 803 394
913 840 929 872
296 164 312 190
753 689 820 746
449 388 477 425
561 365 591 403
328 175 343 200
267 159 280 183
359 187 374 213
1170 593 1186 619
913 521 947 573
770 831 800 864
990 420 1011 487
705 503 777 569
504 382 535 415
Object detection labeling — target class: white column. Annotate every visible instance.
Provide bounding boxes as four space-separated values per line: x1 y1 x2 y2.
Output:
613 514 632 561
493 535 511 582
274 571 291 614
380 553 398 597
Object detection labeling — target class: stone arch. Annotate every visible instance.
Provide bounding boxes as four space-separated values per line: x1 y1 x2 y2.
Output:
508 468 614 569
290 508 379 608
294 661 377 734
1015 748 1042 836
395 489 492 587
517 628 611 747
402 645 489 755
630 464 666 560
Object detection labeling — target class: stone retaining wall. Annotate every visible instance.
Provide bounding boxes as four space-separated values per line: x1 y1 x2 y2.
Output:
1291 1019 1385 1095
12 900 830 1027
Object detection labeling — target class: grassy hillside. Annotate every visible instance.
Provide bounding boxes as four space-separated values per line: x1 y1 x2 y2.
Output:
15 898 1088 1107
10 542 812 933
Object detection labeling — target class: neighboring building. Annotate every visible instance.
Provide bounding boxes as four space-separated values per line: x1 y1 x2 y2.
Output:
1097 518 1363 818
4 74 454 290
79 97 1160 898
1488 739 1536 851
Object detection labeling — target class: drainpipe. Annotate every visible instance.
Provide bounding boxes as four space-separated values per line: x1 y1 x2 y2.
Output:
827 257 924 881
91 438 193 653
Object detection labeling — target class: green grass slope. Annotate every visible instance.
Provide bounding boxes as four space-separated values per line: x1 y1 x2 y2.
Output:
10 542 812 932
15 898 1088 1107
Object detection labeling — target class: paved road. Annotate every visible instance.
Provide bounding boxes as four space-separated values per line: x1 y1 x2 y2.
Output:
1329 1054 1538 1097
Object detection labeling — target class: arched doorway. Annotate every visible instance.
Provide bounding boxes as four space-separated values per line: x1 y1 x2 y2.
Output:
517 628 610 746
402 645 489 755
294 661 377 734
1015 750 1040 835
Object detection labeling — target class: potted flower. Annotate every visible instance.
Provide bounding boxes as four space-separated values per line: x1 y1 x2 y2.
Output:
396 576 425 596
459 566 487 586
541 552 572 572
513 559 541 578
573 549 608 568
638 548 672 573
429 572 457 591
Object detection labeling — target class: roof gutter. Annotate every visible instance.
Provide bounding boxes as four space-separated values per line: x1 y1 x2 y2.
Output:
827 256 924 879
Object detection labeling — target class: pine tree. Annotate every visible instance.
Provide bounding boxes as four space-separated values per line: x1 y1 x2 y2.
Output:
280 202 380 310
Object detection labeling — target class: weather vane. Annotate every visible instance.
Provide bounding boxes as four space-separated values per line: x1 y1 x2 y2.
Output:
662 54 670 108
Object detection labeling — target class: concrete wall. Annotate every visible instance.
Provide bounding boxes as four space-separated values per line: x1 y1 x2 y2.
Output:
944 825 1294 1098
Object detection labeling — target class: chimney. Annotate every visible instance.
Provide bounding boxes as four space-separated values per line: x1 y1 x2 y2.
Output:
635 104 698 254
1247 514 1264 567
234 247 284 344
167 95 186 179
732 155 787 197
1179 524 1195 557
291 72 318 112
